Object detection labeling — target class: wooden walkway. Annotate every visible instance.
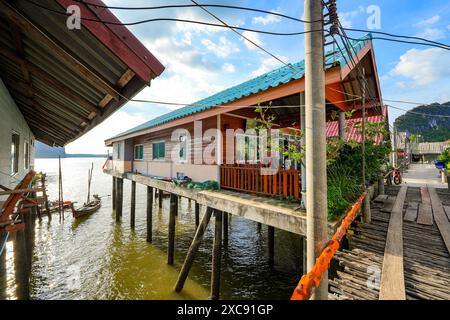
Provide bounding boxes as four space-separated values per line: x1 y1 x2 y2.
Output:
330 186 450 300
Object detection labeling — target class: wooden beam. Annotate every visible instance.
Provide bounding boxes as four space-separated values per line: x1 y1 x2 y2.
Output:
0 73 90 123
0 1 119 100
0 188 43 196
9 21 30 83
379 185 407 300
0 46 100 114
116 69 135 88
27 124 66 146
428 187 450 255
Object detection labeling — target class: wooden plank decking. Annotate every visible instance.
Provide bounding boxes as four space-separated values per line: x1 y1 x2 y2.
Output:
331 186 450 300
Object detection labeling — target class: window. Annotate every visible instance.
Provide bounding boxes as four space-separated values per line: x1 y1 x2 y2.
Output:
24 141 30 170
179 135 187 162
152 142 165 160
11 132 20 175
117 142 122 160
236 133 260 163
134 144 144 160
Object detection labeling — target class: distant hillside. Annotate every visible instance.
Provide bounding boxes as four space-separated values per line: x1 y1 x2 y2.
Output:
35 141 106 159
35 141 66 158
394 102 450 142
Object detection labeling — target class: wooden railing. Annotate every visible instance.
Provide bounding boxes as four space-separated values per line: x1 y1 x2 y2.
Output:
220 164 300 200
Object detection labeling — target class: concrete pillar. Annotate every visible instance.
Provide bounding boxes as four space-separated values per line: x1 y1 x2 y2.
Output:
223 211 229 246
130 181 136 229
210 210 223 300
304 0 328 299
147 186 153 242
194 202 200 228
300 92 307 209
115 177 123 221
268 226 275 266
112 176 116 214
168 194 177 265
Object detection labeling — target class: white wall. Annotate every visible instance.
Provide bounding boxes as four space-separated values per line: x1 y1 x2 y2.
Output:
0 77 35 197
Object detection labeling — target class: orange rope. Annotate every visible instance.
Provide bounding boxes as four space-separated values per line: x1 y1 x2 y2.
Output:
290 192 367 300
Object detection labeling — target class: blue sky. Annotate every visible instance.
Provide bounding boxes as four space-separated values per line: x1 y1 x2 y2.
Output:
66 0 450 153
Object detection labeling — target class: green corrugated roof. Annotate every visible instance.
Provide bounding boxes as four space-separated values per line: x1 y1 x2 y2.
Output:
109 34 372 141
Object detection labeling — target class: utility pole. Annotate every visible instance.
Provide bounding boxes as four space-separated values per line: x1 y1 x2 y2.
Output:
304 0 328 299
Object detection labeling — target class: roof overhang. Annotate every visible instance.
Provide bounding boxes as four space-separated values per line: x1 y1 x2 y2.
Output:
0 0 165 146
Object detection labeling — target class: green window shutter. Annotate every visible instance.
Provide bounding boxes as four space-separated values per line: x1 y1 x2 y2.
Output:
159 143 165 159
152 144 157 159
140 145 143 159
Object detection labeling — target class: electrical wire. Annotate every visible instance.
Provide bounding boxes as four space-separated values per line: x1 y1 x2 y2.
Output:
23 0 319 36
343 35 450 52
69 0 323 24
386 104 450 118
343 28 450 50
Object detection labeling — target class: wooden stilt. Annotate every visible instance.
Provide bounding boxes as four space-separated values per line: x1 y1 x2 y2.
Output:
158 189 163 209
175 196 179 217
362 196 371 224
130 181 136 228
210 210 223 300
195 202 200 228
378 176 385 196
116 177 123 221
223 211 228 246
147 186 153 242
257 222 262 232
112 176 116 214
14 223 29 300
174 207 213 292
268 225 275 266
168 193 177 265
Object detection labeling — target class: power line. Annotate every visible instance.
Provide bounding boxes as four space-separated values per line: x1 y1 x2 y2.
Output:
23 0 318 36
343 34 450 52
69 0 323 24
189 0 305 74
386 105 450 118
343 28 450 50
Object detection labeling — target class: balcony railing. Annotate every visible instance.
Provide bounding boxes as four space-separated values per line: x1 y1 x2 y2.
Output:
220 164 300 200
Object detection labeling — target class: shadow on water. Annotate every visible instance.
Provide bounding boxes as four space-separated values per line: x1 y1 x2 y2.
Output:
29 158 304 300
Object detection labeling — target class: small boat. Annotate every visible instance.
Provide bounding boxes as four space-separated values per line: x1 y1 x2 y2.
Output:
71 194 101 219
71 163 101 219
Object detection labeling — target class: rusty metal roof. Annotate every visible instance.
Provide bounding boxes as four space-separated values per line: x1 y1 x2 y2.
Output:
0 0 164 146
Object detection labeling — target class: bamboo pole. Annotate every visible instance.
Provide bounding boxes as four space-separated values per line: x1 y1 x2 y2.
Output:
168 193 177 265
130 181 136 229
147 186 153 242
41 173 51 221
268 225 275 266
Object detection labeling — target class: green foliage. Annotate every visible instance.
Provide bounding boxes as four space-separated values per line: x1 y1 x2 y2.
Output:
394 103 450 142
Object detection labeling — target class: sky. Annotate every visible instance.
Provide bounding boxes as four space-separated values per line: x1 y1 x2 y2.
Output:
65 0 450 154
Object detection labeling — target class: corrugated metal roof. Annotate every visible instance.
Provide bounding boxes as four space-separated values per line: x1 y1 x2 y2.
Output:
111 34 372 140
326 115 385 144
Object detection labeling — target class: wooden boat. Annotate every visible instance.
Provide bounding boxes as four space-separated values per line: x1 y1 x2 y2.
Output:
71 194 101 219
71 163 101 219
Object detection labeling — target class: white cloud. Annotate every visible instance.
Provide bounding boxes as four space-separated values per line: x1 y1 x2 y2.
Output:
250 56 289 77
389 47 450 86
222 63 236 73
339 8 365 28
201 36 240 58
415 15 440 27
252 10 281 25
416 28 445 41
241 31 263 50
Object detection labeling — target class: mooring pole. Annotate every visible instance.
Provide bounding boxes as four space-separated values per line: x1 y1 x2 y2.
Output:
304 0 328 299
130 181 136 228
268 225 275 266
168 193 177 265
222 211 228 246
116 177 123 221
174 207 213 292
147 186 153 242
194 202 200 228
210 210 223 300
